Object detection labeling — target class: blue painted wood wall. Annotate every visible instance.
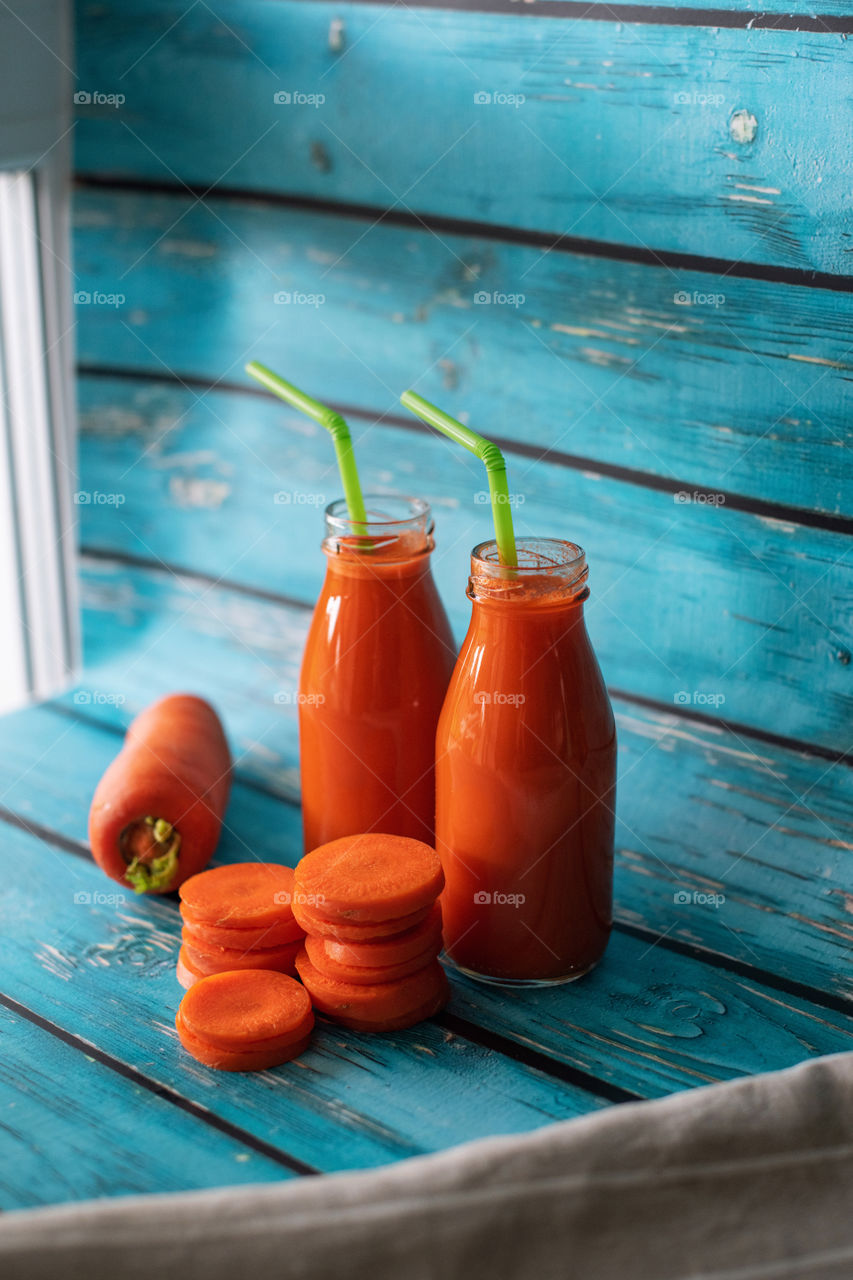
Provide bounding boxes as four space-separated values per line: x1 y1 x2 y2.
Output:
71 0 853 758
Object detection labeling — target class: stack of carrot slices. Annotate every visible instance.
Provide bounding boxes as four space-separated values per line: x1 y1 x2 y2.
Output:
177 863 305 989
176 970 314 1071
292 834 449 1031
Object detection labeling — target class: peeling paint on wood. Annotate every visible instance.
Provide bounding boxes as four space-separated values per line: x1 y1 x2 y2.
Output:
72 191 853 516
76 377 853 751
73 2 853 274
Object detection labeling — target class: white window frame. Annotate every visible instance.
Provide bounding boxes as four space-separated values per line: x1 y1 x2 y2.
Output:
0 1 77 711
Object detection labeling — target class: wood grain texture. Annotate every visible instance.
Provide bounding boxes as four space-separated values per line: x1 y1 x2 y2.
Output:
72 190 853 516
75 378 853 751
0 820 606 1180
17 556 848 998
72 2 853 274
448 949 853 1093
0 1002 300 1209
3 744 850 1117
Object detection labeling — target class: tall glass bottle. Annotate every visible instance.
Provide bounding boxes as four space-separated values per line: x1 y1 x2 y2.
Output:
299 495 455 853
436 538 616 985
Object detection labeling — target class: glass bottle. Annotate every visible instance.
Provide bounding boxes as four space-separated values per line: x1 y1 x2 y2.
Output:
299 495 456 853
436 538 616 985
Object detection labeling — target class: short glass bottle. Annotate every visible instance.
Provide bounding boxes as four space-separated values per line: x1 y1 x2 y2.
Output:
299 495 456 853
436 538 616 985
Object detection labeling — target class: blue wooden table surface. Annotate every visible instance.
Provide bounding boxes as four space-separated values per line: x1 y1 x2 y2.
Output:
2 0 851 1212
2 547 850 1205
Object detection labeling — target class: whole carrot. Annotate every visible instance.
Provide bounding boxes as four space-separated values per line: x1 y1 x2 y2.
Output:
88 694 232 894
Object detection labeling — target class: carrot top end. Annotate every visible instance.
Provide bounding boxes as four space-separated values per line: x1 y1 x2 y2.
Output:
123 817 182 893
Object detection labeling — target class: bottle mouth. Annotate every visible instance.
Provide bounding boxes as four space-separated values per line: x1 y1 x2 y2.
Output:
324 494 434 561
470 538 589 603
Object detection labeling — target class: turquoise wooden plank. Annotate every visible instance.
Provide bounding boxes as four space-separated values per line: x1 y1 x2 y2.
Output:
448 948 853 1094
3 813 850 1109
74 384 853 750
18 560 848 998
72 2 853 274
0 1002 299 1210
1 821 604 1173
612 707 853 1002
72 191 853 515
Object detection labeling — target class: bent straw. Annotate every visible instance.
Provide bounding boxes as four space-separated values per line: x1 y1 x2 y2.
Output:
246 361 367 528
400 391 518 568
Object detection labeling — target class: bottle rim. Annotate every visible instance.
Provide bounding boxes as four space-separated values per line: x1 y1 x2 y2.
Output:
323 494 435 564
472 537 586 573
469 537 589 604
325 493 431 533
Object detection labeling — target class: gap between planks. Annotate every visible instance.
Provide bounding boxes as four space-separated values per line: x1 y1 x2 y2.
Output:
74 366 853 540
72 177 853 296
75 544 853 770
19 697 853 1022
0 793 634 1107
289 0 853 35
0 991 320 1177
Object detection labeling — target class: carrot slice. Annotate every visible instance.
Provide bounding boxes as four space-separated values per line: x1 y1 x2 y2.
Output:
179 910 304 949
295 950 448 1024
331 986 449 1033
177 943 299 988
88 694 231 894
181 933 302 976
176 946 205 990
179 969 313 1049
295 834 443 922
176 1008 312 1055
324 902 442 968
181 924 300 962
292 899 432 941
179 863 297 928
175 1014 312 1072
305 933 437 986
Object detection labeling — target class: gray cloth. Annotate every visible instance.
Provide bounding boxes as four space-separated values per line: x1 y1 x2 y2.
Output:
2 1052 851 1280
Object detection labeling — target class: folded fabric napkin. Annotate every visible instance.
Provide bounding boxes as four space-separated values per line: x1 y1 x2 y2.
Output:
1 1051 851 1280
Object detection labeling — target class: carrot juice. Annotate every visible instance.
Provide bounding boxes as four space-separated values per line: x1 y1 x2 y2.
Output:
436 538 616 985
299 496 456 852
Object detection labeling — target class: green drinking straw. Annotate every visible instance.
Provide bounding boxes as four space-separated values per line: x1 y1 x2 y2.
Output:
400 391 518 568
245 361 367 528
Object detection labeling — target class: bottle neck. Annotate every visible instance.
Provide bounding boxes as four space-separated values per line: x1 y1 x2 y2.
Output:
467 538 589 612
322 495 436 581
